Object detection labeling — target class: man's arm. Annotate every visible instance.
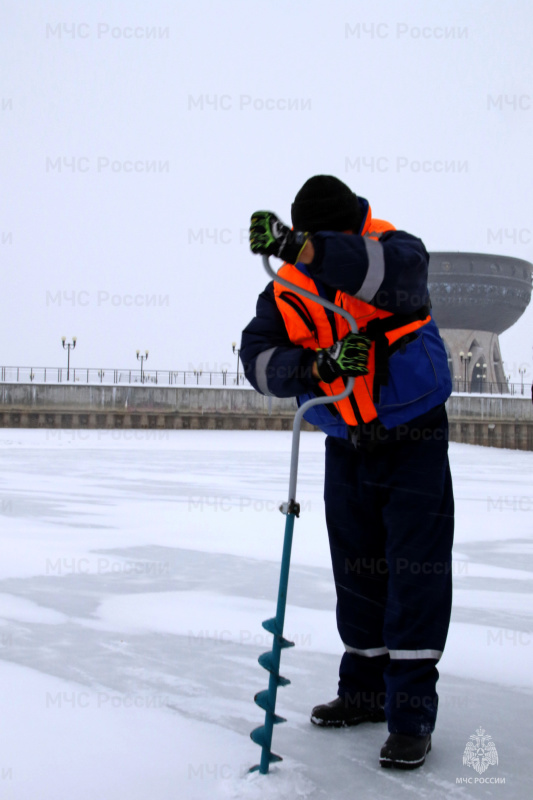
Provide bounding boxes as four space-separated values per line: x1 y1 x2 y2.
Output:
241 284 371 394
240 282 319 397
303 230 430 314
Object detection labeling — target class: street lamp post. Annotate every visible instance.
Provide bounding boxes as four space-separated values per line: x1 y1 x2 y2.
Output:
232 342 241 385
519 366 526 395
459 350 472 392
61 336 77 381
136 350 149 383
475 361 487 393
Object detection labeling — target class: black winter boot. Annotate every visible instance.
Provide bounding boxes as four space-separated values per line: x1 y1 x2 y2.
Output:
311 696 386 728
379 733 432 769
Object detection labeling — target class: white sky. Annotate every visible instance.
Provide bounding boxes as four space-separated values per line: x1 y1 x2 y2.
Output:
1 0 532 382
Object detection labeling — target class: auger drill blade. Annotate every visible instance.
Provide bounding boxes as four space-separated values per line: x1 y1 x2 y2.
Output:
262 617 279 636
257 652 291 686
249 753 283 773
279 637 295 649
249 726 283 773
250 720 286 749
253 691 287 722
262 617 295 649
258 651 275 673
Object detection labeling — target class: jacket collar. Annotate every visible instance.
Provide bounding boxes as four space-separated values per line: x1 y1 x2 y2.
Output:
358 196 372 235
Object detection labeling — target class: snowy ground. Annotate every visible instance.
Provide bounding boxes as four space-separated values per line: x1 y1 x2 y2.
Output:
0 428 531 799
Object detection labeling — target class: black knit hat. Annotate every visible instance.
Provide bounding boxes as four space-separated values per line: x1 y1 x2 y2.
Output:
291 175 362 234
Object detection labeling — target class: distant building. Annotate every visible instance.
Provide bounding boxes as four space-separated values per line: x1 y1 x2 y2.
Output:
428 252 533 391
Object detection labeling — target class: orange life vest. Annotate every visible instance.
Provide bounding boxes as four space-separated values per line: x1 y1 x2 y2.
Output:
273 213 431 426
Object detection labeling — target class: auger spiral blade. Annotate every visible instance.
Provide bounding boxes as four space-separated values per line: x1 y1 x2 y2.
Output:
261 617 279 636
249 749 283 773
249 515 297 774
254 690 287 722
261 617 295 647
249 717 284 774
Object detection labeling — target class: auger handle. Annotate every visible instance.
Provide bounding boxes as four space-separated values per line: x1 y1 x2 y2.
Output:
262 254 358 333
262 255 358 503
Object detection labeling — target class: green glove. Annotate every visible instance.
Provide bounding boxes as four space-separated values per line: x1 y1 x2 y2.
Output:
249 211 309 263
316 332 371 383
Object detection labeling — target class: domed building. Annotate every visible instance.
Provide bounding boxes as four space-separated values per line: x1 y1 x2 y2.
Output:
428 252 533 392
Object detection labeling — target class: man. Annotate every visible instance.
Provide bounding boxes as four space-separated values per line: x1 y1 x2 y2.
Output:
240 175 454 770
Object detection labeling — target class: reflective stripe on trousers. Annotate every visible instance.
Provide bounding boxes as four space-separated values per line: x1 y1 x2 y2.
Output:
344 644 443 661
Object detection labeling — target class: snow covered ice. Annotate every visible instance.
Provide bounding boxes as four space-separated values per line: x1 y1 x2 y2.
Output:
0 428 531 799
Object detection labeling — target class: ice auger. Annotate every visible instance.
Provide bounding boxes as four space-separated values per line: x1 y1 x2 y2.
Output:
250 255 358 774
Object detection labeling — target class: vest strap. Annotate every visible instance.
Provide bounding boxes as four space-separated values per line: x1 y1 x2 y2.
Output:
360 306 430 403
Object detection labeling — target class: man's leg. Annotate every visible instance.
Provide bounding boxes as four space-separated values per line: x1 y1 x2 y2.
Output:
323 435 390 711
380 414 454 737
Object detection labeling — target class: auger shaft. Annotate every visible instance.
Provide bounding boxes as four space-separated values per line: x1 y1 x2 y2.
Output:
250 256 358 774
255 509 295 774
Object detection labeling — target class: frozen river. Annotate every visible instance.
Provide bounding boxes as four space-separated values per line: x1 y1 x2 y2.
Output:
0 429 531 799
